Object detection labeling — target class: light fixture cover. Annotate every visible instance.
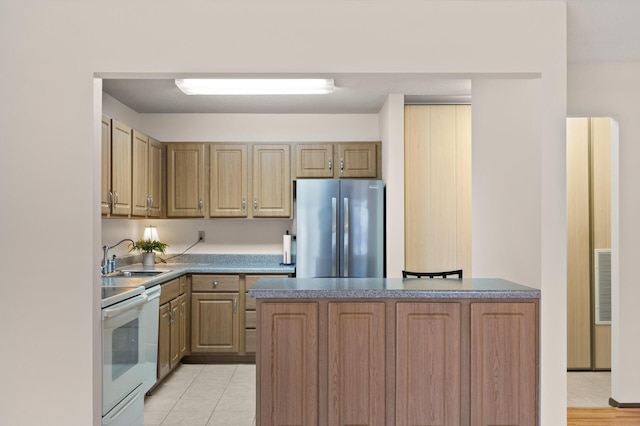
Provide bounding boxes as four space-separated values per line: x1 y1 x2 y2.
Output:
143 225 159 241
175 78 334 95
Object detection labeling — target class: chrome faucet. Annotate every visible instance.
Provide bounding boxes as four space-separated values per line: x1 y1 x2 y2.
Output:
101 238 134 275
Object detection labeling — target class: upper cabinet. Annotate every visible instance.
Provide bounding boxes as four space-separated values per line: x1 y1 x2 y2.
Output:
337 142 378 178
294 142 381 179
132 130 164 218
101 115 112 215
166 143 206 218
252 144 291 218
295 143 334 178
210 144 248 218
109 119 133 216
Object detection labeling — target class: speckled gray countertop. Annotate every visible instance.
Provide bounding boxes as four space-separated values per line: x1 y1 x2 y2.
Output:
101 254 295 288
248 277 540 299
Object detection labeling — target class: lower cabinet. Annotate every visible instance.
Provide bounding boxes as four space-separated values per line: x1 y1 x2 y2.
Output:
157 277 187 382
257 300 538 426
190 275 240 353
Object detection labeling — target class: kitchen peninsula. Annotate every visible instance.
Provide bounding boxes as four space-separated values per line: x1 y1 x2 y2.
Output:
249 277 540 426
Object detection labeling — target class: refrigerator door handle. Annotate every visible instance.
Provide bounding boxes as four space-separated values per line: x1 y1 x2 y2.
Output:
332 197 337 276
343 197 349 277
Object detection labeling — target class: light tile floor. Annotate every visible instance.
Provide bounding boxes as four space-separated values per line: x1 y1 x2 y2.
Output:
144 364 256 426
146 365 610 423
567 371 612 407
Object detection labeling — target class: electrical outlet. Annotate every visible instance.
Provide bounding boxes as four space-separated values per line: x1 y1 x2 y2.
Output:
198 231 205 242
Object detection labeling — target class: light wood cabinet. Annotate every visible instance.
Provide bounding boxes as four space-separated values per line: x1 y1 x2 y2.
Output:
101 115 112 215
337 142 378 178
258 302 319 426
294 142 381 179
470 302 537 426
166 143 206 217
404 105 471 274
567 117 612 370
157 277 188 382
252 144 291 217
132 130 163 217
110 119 133 216
190 275 240 353
396 302 462 426
257 298 538 426
210 144 248 217
327 302 386 426
295 143 334 178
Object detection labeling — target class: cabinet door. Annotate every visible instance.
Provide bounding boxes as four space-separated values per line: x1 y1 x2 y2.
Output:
210 144 248 217
252 144 291 217
101 115 112 215
258 302 318 426
132 130 149 217
337 142 377 178
148 138 163 217
396 302 461 426
178 293 188 359
328 302 385 426
404 105 471 274
470 303 537 426
157 302 171 381
166 143 205 217
111 120 132 216
295 143 334 178
169 298 181 368
191 293 239 353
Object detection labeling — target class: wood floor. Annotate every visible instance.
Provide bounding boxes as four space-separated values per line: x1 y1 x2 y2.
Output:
568 407 640 425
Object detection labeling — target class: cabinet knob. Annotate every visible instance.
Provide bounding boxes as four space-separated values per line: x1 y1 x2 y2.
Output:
212 281 219 288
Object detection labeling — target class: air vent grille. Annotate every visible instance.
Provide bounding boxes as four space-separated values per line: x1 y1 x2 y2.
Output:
595 249 611 325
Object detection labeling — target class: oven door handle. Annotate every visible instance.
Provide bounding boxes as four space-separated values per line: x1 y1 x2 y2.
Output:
102 294 147 320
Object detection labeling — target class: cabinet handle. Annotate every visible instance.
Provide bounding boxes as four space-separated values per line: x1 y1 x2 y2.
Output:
328 159 332 171
253 197 258 212
340 158 344 174
113 191 119 206
168 310 173 325
233 297 237 314
199 197 204 213
212 281 219 288
108 191 113 208
242 197 246 212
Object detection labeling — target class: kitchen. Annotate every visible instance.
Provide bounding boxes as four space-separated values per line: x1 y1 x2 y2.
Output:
6 2 639 425
100 78 395 425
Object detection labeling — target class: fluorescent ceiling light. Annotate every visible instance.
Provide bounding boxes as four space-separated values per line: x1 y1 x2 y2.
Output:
175 78 335 95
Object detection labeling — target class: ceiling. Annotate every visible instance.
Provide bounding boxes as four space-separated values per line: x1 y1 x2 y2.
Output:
102 0 640 115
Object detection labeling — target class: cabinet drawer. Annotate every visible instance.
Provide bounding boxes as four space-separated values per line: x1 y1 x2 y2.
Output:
246 292 256 310
191 275 240 292
245 311 256 328
159 278 180 305
245 329 256 353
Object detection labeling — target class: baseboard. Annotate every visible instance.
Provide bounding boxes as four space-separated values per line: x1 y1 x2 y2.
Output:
609 397 640 408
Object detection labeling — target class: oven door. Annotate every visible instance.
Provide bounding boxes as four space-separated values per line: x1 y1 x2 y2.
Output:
102 293 147 417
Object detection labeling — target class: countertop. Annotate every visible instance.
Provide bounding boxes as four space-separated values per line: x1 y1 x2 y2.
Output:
101 254 295 289
247 277 540 299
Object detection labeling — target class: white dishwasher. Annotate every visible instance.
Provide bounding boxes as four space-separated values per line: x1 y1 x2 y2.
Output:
140 285 161 394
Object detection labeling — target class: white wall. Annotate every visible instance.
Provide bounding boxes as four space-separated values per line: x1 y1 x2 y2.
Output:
379 94 405 277
0 1 567 425
569 61 640 403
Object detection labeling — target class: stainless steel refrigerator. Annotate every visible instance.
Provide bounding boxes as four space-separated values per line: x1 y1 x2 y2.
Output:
296 179 384 278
